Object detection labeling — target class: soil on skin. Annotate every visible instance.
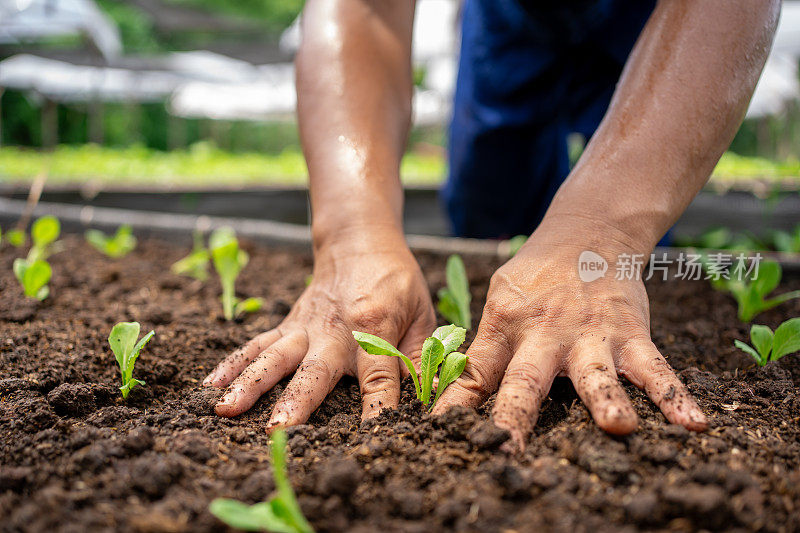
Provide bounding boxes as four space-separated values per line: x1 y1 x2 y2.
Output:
1 235 799 533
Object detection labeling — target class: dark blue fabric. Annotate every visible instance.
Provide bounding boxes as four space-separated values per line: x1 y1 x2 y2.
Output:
443 0 657 239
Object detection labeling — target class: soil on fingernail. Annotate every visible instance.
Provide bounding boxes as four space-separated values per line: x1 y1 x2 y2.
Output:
1 235 799 531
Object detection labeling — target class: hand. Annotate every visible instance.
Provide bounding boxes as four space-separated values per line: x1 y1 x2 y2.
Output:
204 231 435 425
433 218 708 450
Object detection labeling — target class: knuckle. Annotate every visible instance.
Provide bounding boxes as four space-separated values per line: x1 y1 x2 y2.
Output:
503 360 548 400
360 369 397 397
297 355 336 383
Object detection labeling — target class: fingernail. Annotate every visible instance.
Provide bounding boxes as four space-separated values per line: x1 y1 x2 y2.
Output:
217 389 239 407
268 410 289 428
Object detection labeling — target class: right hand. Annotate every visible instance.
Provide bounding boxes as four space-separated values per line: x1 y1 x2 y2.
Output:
203 230 436 426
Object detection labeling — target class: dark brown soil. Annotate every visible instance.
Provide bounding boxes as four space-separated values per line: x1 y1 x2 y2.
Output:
1 235 799 533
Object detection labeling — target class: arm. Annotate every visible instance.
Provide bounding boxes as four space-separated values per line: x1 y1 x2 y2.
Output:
434 0 780 450
205 0 436 425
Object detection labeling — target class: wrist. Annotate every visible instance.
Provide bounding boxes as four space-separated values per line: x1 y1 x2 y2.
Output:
312 219 409 258
528 211 656 260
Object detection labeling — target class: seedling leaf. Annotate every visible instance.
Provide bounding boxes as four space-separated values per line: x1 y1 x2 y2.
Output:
13 258 52 300
108 322 154 399
437 255 471 330
171 232 210 281
209 500 292 533
432 324 467 355
734 340 763 366
772 318 800 360
432 351 468 408
209 430 314 533
236 297 265 316
507 235 527 257
420 336 445 404
749 324 773 361
6 229 26 247
353 331 420 399
210 228 248 320
86 225 137 258
31 215 60 249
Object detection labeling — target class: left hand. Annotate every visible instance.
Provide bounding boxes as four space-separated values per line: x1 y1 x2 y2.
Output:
432 217 708 450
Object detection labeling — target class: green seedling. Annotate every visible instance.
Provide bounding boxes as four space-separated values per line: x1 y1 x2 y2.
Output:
108 321 155 399
5 229 26 247
772 225 800 253
353 324 468 409
437 254 472 330
709 259 800 322
507 235 527 257
13 258 51 300
210 429 314 533
28 215 60 262
734 318 800 367
171 231 210 281
210 228 264 320
86 224 137 258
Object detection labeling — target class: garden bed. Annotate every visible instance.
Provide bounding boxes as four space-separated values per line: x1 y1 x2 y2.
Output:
1 235 800 532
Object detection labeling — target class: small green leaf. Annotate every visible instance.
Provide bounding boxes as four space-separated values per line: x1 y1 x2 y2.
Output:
507 235 527 257
749 324 774 361
14 258 52 300
751 261 781 299
108 322 153 400
209 499 293 533
437 289 460 327
210 228 244 321
109 321 140 368
439 255 471 330
734 339 765 366
420 337 445 405
171 236 210 281
772 317 800 361
31 215 60 248
236 297 264 316
85 225 137 258
432 324 466 355
6 229 26 247
432 351 468 408
352 331 420 400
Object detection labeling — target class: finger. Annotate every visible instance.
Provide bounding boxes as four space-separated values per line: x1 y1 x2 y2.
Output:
491 337 560 451
204 329 283 387
431 321 512 415
397 308 436 378
357 351 401 419
267 339 349 428
568 337 639 435
214 332 308 417
618 339 708 431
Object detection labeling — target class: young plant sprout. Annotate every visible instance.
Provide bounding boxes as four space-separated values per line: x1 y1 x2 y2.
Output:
210 227 264 320
5 228 26 247
12 215 61 300
437 254 472 330
772 225 800 253
108 321 155 399
28 215 61 262
353 324 468 409
13 258 51 300
171 231 210 281
734 318 800 367
506 235 528 257
709 259 800 322
210 429 314 533
85 224 137 258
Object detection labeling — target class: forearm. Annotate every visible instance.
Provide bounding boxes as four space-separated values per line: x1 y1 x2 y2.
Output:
296 0 416 252
542 0 780 254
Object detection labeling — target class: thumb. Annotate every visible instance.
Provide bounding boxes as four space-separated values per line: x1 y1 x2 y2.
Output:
430 322 511 415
